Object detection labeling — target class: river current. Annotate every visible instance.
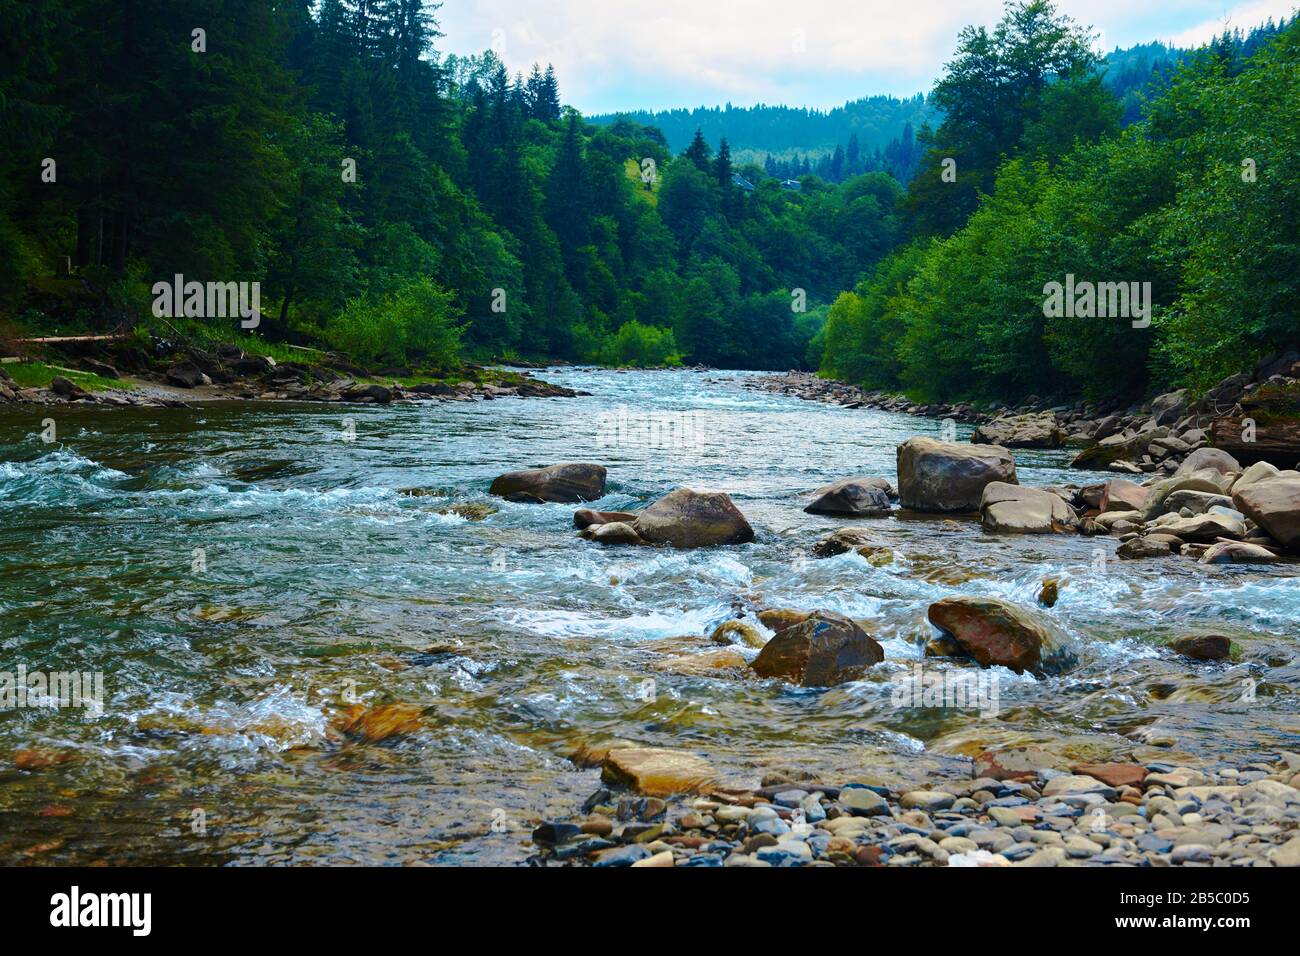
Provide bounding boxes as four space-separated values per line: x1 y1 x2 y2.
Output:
1 368 1297 864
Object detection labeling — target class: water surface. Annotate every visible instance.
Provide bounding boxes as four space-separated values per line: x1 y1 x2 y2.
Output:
1 368 1297 864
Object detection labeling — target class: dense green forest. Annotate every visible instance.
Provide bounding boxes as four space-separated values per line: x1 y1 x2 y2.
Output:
591 95 935 165
0 0 906 371
1 0 1295 392
819 3 1300 401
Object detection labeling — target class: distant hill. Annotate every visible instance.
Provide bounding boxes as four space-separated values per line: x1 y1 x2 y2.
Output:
590 94 934 164
591 20 1297 168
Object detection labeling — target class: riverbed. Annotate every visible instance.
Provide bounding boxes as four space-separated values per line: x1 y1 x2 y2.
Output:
1 368 1297 865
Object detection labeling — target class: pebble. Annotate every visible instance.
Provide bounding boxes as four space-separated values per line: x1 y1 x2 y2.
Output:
900 790 956 811
532 756 1300 868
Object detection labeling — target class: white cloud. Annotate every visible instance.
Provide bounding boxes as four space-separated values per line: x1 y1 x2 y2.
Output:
1164 0 1298 46
434 0 1298 112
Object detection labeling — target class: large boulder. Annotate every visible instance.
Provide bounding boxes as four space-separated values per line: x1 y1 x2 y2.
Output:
804 476 894 516
1232 475 1300 549
972 412 1062 448
897 437 1017 513
632 488 754 548
926 597 1074 676
1175 447 1240 478
1150 389 1189 426
750 611 883 687
979 482 1077 534
1208 380 1300 467
489 462 607 503
165 362 209 388
1230 461 1282 494
1100 479 1148 514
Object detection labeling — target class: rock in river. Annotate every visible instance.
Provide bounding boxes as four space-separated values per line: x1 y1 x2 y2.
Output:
573 508 638 528
632 488 755 548
1170 634 1231 661
1232 475 1300 549
897 437 1018 513
1100 478 1148 514
927 596 1073 675
750 611 883 687
804 476 893 516
601 747 718 796
490 462 607 503
979 482 1077 534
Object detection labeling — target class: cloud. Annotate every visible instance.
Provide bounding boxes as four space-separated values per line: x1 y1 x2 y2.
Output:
1164 0 1298 46
434 0 1298 112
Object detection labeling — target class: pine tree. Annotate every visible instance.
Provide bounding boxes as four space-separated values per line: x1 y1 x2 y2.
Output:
714 137 733 189
683 128 711 172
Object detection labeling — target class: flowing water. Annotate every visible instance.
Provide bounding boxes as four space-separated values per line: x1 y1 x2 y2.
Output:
1 368 1297 865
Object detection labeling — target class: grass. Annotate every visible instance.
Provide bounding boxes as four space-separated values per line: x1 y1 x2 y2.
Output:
624 158 659 206
4 361 130 391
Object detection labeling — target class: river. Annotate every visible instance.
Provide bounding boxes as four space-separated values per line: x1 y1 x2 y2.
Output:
1 367 1297 864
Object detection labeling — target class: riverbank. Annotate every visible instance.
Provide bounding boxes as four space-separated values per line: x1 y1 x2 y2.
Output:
530 750 1300 867
749 352 1300 474
0 337 583 409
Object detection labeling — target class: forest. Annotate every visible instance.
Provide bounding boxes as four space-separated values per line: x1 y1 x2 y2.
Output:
1 0 1297 396
0 0 904 372
819 3 1300 402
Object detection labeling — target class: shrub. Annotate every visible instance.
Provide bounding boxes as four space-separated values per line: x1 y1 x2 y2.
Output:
324 277 463 369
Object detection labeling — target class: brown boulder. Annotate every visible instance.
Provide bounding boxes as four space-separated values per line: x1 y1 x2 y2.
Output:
1232 475 1300 549
757 608 813 632
590 521 642 545
1100 478 1148 513
574 508 638 528
490 462 607 503
601 747 718 796
897 437 1017 513
632 488 754 548
804 476 893 516
979 482 1077 534
927 597 1074 675
750 611 883 687
1170 634 1231 661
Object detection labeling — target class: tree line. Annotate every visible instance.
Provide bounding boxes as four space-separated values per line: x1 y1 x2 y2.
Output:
818 1 1300 401
0 0 903 370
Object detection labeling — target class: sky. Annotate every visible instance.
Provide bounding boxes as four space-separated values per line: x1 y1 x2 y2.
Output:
435 0 1299 113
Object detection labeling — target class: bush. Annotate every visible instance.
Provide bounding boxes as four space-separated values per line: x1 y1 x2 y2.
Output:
323 277 463 369
601 320 681 367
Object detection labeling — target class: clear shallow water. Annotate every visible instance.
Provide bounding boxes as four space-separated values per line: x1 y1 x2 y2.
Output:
1 368 1297 865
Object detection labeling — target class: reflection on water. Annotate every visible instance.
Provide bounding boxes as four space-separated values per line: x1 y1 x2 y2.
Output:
1 369 1297 864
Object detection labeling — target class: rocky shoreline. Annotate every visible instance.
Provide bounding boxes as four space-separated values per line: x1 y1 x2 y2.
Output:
748 350 1300 474
529 750 1300 867
0 338 583 409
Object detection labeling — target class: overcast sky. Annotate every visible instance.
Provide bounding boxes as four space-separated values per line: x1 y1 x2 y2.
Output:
435 0 1299 113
